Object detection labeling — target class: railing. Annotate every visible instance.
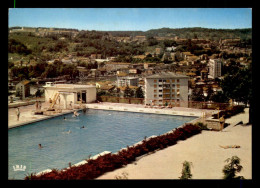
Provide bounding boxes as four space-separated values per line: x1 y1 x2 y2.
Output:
99 96 144 104
98 96 231 110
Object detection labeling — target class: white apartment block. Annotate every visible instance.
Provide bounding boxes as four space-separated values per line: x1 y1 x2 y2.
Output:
208 59 222 79
117 77 139 87
144 72 189 107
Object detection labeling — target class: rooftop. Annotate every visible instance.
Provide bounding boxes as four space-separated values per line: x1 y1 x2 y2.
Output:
43 84 96 89
145 72 189 79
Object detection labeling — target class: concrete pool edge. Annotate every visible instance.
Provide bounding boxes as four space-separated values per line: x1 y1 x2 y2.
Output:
9 102 207 129
8 109 82 129
86 103 204 117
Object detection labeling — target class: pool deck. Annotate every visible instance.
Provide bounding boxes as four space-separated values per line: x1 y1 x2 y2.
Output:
97 108 251 179
8 102 215 129
8 102 79 129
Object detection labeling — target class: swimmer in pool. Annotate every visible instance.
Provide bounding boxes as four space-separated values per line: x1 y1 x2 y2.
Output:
73 110 79 117
80 126 85 129
64 117 66 120
38 144 43 149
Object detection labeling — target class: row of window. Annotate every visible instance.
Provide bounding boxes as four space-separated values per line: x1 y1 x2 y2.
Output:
154 84 180 88
154 89 180 93
153 99 180 102
154 94 180 98
154 79 180 83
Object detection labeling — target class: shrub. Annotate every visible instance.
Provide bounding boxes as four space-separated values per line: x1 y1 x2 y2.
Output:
222 156 244 179
195 122 209 130
212 106 245 119
179 161 193 179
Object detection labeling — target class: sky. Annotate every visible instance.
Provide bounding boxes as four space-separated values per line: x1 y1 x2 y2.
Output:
8 8 252 31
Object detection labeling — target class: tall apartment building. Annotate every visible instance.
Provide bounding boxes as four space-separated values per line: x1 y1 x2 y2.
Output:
144 72 189 107
117 77 139 87
208 59 222 79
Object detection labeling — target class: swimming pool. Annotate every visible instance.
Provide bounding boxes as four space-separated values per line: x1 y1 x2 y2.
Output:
8 109 196 179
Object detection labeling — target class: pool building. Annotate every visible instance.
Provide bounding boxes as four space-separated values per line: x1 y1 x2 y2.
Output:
43 83 96 109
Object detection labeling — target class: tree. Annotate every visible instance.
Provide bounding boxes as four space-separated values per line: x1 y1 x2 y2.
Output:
179 161 193 179
191 88 204 102
124 85 134 98
35 89 43 98
135 86 144 98
221 63 252 124
222 156 244 179
210 91 229 103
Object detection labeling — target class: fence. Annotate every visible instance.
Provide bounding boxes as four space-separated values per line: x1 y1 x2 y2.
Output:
99 96 144 104
188 101 230 110
98 96 232 110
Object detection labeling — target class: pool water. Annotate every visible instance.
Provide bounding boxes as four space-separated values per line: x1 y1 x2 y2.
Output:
8 109 196 179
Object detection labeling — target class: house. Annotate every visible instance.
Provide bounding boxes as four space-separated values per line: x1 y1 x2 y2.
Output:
166 46 177 52
133 35 146 43
129 68 141 75
144 63 156 69
90 54 97 59
117 77 139 87
145 72 189 107
100 85 116 93
15 80 30 99
200 69 208 80
155 48 164 55
78 67 89 82
43 83 96 109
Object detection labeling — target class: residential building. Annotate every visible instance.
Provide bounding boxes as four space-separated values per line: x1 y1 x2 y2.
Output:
43 83 96 109
208 59 222 79
155 48 164 55
117 77 139 87
129 68 141 75
144 63 156 69
144 72 189 107
16 80 30 99
133 35 146 43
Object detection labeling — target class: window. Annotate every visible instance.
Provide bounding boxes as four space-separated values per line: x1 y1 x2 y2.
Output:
177 89 180 92
166 80 170 83
177 79 180 82
159 85 162 87
172 94 175 97
159 95 162 97
154 80 157 83
172 89 175 92
154 84 157 88
154 94 157 97
77 92 81 101
172 84 175 87
154 90 157 93
172 79 175 83
177 84 180 88
159 90 162 92
159 79 162 82
163 79 166 82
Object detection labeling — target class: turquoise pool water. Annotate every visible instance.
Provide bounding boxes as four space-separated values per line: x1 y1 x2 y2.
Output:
8 109 196 179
